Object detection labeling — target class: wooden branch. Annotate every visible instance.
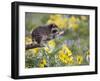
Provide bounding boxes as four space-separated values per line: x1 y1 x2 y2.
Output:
25 31 65 50
25 44 43 50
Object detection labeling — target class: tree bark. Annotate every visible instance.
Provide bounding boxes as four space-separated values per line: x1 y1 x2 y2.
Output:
25 44 43 50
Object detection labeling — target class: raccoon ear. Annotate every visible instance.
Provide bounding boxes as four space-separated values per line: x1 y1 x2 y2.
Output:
48 24 53 29
49 23 54 27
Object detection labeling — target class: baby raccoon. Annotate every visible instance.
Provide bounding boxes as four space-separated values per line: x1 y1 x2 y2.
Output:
31 24 59 45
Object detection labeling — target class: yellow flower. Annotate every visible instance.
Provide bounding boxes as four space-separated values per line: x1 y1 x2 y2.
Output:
47 14 68 29
76 55 83 64
58 48 73 64
58 52 68 64
50 14 62 20
58 51 66 59
39 58 47 68
32 48 39 55
25 37 32 45
44 40 56 54
72 23 79 31
68 16 79 31
67 56 74 64
48 40 56 48
39 64 44 68
42 58 47 65
62 45 72 56
69 16 76 23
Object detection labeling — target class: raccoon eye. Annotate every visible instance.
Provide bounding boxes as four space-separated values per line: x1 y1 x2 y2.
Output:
52 30 57 33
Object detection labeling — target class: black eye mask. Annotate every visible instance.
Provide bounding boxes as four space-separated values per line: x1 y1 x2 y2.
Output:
52 30 58 33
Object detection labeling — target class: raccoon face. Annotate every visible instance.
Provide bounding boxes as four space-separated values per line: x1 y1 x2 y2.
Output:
51 28 59 34
48 24 59 34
